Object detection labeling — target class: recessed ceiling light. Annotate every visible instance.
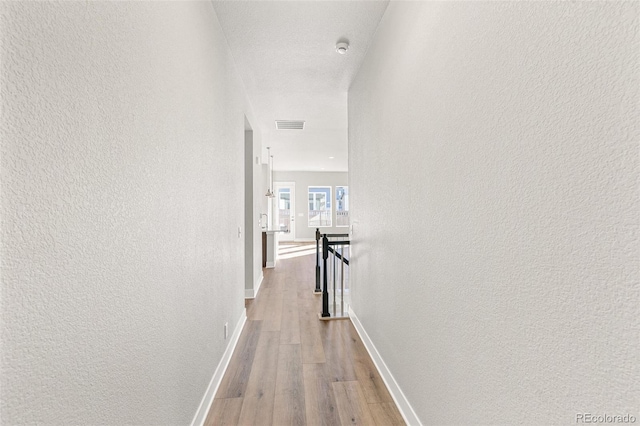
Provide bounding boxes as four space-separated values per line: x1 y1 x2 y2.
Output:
329 156 335 159
336 42 349 55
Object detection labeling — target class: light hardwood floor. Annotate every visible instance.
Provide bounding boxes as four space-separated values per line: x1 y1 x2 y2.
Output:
205 243 405 426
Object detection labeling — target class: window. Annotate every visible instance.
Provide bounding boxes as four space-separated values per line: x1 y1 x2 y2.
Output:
278 188 291 232
336 186 349 227
308 186 332 227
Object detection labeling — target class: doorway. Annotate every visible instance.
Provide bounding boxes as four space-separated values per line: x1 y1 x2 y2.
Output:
273 182 295 241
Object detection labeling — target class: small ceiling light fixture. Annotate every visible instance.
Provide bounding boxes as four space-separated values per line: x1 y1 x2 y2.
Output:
336 41 349 55
328 156 335 159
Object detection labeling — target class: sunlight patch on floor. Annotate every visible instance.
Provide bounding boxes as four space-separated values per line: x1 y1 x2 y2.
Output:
278 245 316 255
278 243 315 259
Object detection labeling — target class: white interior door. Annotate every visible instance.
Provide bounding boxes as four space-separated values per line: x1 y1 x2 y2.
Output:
273 182 295 241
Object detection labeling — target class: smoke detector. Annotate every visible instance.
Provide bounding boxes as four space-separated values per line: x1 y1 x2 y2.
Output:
336 42 349 55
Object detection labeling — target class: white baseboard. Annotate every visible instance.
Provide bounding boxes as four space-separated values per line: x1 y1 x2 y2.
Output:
265 261 275 268
245 273 263 299
348 307 422 426
190 309 247 426
254 273 263 297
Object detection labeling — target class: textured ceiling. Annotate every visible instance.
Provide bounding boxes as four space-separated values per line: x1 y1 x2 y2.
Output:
212 0 390 172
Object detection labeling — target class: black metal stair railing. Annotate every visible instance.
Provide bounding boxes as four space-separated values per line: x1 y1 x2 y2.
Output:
315 228 322 293
316 232 350 319
315 228 347 293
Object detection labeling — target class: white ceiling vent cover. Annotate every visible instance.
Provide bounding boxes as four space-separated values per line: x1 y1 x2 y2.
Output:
275 120 305 130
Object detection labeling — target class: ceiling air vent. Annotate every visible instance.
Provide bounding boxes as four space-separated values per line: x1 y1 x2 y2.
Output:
275 120 305 130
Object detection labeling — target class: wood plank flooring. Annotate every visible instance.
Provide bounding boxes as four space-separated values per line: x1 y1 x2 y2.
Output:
205 243 404 426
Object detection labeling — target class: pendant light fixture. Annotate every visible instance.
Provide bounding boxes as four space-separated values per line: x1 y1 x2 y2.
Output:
269 154 275 198
265 147 275 198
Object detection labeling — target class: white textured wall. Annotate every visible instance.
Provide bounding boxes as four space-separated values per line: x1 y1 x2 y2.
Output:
349 2 639 424
252 141 263 294
273 171 349 240
244 128 264 296
1 2 254 424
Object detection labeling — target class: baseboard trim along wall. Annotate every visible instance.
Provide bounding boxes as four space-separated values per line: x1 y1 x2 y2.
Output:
349 307 423 426
244 273 263 299
190 309 247 426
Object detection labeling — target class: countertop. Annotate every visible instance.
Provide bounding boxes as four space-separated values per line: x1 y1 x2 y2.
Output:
262 228 287 234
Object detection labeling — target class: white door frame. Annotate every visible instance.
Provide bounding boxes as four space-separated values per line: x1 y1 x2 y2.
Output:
273 182 295 242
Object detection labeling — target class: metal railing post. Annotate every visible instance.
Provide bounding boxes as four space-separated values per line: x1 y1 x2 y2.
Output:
340 243 345 316
315 228 321 293
333 243 337 316
321 234 330 317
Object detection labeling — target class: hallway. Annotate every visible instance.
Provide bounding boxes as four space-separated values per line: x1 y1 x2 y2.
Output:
205 243 404 425
2 2 637 424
